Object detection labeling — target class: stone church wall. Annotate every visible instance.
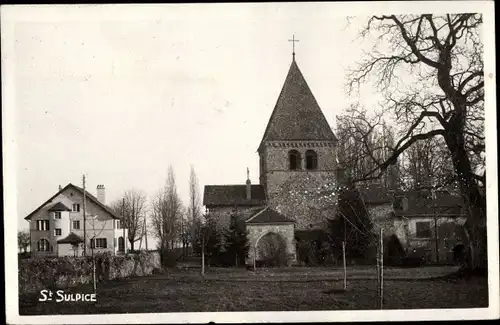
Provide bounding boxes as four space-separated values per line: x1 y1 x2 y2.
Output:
262 143 337 173
259 142 338 229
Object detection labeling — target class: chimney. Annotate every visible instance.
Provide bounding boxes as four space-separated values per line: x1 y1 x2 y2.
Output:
58 184 62 191
96 184 106 204
246 168 251 200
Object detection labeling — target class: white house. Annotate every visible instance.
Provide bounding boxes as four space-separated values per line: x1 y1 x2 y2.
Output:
25 183 129 258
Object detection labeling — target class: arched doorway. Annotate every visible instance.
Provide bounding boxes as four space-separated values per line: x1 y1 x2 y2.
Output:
256 232 288 267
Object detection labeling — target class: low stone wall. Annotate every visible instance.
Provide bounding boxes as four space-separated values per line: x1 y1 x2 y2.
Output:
18 251 160 295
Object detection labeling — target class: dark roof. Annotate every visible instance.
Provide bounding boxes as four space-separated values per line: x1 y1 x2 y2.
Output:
258 59 336 151
25 183 122 220
246 207 295 224
57 232 83 244
358 186 467 217
203 184 266 207
393 190 467 217
48 202 72 212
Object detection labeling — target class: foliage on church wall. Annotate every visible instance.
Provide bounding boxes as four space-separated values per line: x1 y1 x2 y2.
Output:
267 172 338 229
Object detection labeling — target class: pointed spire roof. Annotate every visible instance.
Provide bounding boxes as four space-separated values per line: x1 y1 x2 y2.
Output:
258 58 336 151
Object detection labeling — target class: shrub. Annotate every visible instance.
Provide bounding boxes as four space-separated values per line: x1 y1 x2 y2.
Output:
160 248 180 268
18 252 161 294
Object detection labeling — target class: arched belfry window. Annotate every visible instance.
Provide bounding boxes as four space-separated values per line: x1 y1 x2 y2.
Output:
305 150 318 170
289 150 301 170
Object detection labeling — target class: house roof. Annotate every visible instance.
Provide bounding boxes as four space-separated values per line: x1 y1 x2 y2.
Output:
245 207 295 224
203 184 266 207
258 58 336 151
57 232 83 244
393 190 467 217
358 185 467 217
47 202 72 212
25 183 122 220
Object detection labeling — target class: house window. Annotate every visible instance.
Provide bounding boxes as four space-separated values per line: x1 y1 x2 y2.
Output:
415 221 432 238
73 220 80 230
118 236 125 251
54 228 62 236
72 204 80 212
37 239 50 252
289 150 301 170
91 238 107 249
116 220 121 229
36 220 50 231
305 150 318 170
54 212 61 219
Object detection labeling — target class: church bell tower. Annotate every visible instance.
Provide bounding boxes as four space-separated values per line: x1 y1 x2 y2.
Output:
257 42 338 229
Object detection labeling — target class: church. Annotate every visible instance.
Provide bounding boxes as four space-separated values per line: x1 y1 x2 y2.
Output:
203 49 340 266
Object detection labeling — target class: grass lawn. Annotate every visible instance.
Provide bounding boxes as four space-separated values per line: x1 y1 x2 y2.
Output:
19 267 488 315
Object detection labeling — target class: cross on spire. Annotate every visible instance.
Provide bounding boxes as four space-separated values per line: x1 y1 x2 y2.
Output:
247 167 250 180
288 34 299 60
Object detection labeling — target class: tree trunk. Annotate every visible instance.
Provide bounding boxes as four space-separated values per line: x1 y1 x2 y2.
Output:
444 123 487 270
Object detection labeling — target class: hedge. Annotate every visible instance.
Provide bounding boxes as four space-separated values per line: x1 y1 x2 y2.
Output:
18 251 160 294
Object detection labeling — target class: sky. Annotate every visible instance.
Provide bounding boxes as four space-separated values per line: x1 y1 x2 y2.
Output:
9 4 375 233
4 3 495 236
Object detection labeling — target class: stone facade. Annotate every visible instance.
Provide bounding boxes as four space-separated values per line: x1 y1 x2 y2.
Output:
366 202 467 263
246 223 296 265
259 141 337 191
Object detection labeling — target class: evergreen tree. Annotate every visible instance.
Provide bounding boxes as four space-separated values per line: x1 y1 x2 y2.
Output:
224 212 249 267
327 185 374 261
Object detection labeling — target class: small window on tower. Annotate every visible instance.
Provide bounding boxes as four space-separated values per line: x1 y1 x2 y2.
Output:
305 150 318 170
289 150 301 170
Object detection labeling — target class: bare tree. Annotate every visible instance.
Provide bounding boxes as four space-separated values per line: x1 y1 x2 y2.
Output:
110 189 148 251
18 230 30 253
400 137 457 192
86 215 108 291
151 166 184 254
336 105 400 189
187 165 202 253
347 14 486 269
